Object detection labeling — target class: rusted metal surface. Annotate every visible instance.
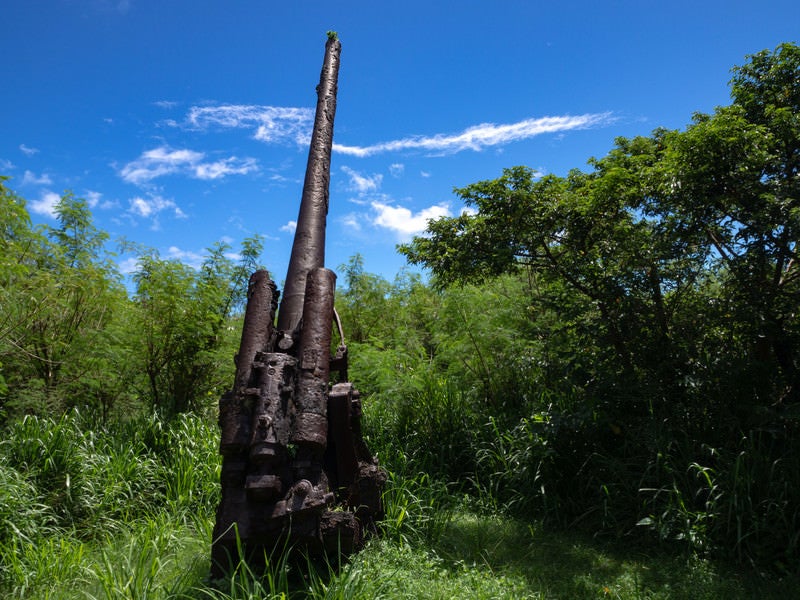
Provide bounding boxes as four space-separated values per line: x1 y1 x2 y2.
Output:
276 36 341 335
219 271 277 456
211 36 385 577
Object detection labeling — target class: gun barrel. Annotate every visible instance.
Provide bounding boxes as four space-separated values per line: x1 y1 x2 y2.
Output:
212 36 385 577
277 36 341 334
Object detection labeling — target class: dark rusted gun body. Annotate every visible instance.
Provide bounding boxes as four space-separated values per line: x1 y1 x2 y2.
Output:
211 37 385 576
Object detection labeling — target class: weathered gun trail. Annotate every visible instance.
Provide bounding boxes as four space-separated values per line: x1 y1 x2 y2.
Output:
211 35 386 575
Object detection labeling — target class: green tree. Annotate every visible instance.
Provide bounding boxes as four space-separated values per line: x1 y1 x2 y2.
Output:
0 186 126 420
130 237 263 416
337 254 394 344
0 179 40 417
396 45 800 565
401 43 800 409
653 43 800 403
400 150 708 416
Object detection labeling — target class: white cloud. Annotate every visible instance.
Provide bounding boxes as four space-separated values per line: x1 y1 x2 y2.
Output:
128 194 186 221
84 190 102 208
166 246 204 269
194 157 258 180
420 171 431 178
341 213 362 232
0 159 14 171
371 201 451 238
119 145 257 185
120 147 202 184
389 163 404 178
280 220 297 234
83 190 116 210
341 166 382 194
29 191 61 218
187 104 314 146
333 113 613 157
118 257 140 274
19 144 39 156
154 100 179 109
123 246 207 272
21 170 52 186
129 197 155 217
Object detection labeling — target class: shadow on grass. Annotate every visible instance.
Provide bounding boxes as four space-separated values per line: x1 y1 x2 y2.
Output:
428 512 800 600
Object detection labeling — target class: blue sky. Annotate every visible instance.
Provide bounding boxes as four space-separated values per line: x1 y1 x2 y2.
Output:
2 1 798 286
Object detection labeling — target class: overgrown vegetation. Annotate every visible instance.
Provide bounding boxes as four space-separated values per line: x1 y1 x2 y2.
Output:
1 43 799 597
0 179 261 421
399 42 800 570
1 411 795 598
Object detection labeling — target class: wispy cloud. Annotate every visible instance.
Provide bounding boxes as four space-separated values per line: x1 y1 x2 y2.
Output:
389 163 404 178
19 144 39 156
341 166 382 194
84 190 102 208
341 213 363 232
119 245 205 275
84 190 116 210
153 100 179 109
29 191 61 218
280 220 297 234
118 257 140 275
182 105 612 159
370 201 451 238
269 173 296 183
186 104 314 145
194 157 258 179
120 147 202 184
128 194 186 228
119 145 258 185
334 113 613 157
335 162 450 239
165 246 204 269
21 170 52 186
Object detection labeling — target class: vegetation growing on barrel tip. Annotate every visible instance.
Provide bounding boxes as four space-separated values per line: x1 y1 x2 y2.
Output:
0 43 799 598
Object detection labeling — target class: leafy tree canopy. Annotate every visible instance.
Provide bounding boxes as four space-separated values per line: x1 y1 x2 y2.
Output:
400 43 800 404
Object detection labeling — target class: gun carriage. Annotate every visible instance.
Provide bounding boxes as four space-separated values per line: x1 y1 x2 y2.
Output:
211 35 386 575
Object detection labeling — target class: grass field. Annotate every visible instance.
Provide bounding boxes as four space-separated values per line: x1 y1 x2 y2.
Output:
4 481 798 598
2 413 797 599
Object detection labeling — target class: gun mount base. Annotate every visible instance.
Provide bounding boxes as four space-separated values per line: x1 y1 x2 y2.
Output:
211 270 386 578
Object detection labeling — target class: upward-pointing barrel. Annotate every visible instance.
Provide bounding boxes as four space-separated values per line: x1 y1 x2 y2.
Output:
277 35 341 334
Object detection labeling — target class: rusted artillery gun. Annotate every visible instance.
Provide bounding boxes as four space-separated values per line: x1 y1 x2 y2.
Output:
211 35 385 575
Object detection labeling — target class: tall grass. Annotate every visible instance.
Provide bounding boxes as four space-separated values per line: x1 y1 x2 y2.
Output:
0 409 220 597
361 370 800 575
1 407 798 598
636 431 800 571
83 512 207 600
361 373 484 485
0 411 161 534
